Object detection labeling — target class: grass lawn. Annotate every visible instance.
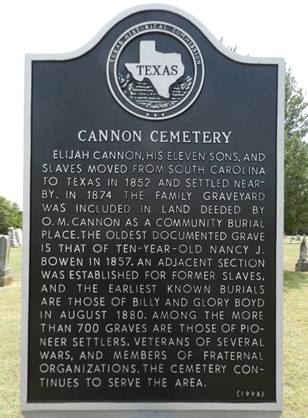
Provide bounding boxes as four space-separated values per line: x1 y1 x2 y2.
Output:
0 247 22 418
0 244 308 417
283 242 308 417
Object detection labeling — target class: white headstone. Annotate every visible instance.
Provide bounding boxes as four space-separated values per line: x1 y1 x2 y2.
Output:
15 228 23 246
8 227 18 247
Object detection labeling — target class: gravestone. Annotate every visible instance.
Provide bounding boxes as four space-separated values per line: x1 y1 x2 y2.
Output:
0 235 13 286
8 227 18 247
15 228 23 246
21 5 284 418
295 236 308 271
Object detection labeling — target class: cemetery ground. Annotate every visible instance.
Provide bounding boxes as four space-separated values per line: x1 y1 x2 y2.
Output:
0 244 307 418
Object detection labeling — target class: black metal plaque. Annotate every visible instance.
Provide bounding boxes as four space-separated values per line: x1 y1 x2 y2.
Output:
24 6 283 407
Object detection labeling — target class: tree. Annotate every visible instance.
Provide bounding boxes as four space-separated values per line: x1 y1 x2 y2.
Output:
284 68 308 234
285 68 308 140
0 196 22 235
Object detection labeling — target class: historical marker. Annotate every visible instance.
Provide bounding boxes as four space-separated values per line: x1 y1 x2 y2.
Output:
22 5 284 417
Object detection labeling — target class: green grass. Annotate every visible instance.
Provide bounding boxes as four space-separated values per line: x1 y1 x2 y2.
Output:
0 247 22 418
1 245 308 417
283 242 308 418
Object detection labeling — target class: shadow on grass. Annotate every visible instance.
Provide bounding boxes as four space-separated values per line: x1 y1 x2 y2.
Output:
284 270 308 290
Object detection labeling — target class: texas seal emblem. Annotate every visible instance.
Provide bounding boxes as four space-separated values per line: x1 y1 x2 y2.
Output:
107 22 205 120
